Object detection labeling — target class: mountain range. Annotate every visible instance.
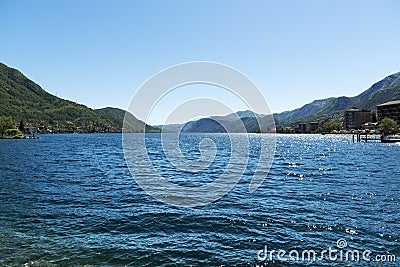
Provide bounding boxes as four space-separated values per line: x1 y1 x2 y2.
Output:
0 63 159 133
158 71 400 132
157 110 275 133
1 61 399 133
273 71 400 127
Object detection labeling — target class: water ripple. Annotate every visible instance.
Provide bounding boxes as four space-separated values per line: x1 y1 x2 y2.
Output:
0 134 399 266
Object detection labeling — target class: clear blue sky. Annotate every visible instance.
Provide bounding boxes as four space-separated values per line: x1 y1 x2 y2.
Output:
1 0 399 124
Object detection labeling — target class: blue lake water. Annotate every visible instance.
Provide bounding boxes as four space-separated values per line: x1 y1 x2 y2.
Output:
0 133 399 266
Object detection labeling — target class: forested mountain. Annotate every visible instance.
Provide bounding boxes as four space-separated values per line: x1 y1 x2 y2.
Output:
96 107 159 132
274 71 400 126
0 63 159 133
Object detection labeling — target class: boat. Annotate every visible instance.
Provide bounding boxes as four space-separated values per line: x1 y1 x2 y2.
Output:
381 135 400 143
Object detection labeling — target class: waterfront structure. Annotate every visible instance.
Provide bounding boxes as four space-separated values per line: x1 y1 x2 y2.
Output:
377 100 400 125
298 122 320 133
298 123 307 133
309 122 319 132
22 123 38 137
362 122 379 132
343 108 371 130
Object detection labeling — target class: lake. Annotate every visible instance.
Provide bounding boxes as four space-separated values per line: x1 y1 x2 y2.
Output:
0 133 399 266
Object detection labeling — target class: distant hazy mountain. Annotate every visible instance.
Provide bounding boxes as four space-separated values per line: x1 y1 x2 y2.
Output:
0 62 158 133
274 71 400 126
154 123 184 133
158 110 275 133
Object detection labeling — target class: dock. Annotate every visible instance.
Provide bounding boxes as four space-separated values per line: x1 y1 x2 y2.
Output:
352 132 381 143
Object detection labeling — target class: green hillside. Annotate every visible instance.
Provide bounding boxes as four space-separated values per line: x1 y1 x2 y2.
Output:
356 71 400 100
0 63 158 133
96 107 160 132
357 86 400 109
274 98 334 122
275 71 400 127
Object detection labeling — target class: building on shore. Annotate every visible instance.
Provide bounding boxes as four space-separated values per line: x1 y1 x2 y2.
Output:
25 123 37 136
298 123 307 133
298 122 321 133
343 108 372 130
309 122 319 132
377 100 400 125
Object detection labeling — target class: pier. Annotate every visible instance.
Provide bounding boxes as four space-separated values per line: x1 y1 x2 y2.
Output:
352 131 381 143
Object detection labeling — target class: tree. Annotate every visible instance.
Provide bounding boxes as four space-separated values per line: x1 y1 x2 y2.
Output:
19 120 25 132
4 128 23 136
323 121 342 133
0 116 15 136
380 117 398 134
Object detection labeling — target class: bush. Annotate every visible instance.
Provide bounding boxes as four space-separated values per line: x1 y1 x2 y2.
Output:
323 121 342 133
0 116 14 136
380 117 398 134
4 128 23 136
